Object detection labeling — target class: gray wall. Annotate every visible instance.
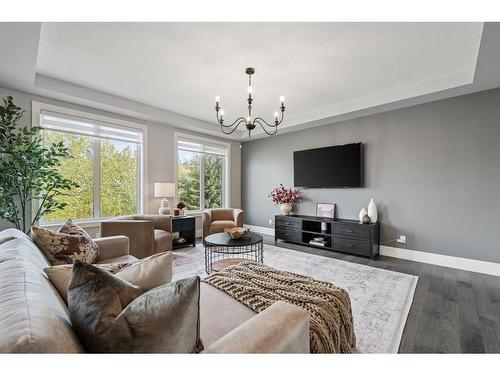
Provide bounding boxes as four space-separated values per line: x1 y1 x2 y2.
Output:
0 86 242 236
242 88 500 263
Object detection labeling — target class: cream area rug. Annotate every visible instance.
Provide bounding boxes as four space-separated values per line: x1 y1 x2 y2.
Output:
172 243 418 353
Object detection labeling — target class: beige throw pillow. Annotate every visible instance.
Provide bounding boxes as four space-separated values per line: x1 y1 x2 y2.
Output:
68 261 203 353
45 251 172 302
32 219 98 265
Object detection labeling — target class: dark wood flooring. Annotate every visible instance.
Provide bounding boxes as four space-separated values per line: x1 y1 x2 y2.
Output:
258 234 500 353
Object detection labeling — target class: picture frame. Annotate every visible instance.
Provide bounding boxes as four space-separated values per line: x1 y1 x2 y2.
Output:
316 203 336 218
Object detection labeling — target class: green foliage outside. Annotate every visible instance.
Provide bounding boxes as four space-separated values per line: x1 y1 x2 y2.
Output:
204 154 224 209
43 132 138 222
100 139 138 217
0 96 77 233
177 150 224 211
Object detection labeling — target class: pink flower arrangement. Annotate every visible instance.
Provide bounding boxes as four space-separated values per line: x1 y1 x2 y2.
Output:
269 184 303 205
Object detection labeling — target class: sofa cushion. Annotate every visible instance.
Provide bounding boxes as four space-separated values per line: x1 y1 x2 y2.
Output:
208 220 236 235
0 236 16 246
153 229 171 252
0 230 51 269
45 251 172 302
199 282 255 347
68 261 203 353
97 254 138 264
32 220 98 265
0 236 83 353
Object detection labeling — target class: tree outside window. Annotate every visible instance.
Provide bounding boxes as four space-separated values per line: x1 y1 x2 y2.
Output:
177 137 227 211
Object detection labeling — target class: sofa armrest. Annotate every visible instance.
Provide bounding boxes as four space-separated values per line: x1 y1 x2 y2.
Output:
94 235 130 260
202 301 310 353
233 209 244 227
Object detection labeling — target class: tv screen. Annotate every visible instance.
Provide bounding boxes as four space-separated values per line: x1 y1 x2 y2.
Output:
293 143 362 188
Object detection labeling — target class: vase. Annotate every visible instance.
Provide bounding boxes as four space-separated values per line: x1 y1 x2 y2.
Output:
280 203 293 215
368 198 378 223
358 208 367 223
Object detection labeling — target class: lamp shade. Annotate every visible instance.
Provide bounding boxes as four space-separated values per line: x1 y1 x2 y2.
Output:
154 182 175 198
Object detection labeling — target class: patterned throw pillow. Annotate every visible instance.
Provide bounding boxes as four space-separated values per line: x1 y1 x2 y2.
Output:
68 261 203 353
45 251 173 302
32 219 98 265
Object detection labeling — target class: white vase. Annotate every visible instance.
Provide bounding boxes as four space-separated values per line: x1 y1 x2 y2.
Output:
368 198 378 223
280 203 293 215
358 208 367 223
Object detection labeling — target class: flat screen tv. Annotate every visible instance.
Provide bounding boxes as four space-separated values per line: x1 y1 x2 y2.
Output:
293 143 363 188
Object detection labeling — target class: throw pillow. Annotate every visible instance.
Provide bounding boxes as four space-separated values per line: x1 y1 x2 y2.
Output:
32 219 98 265
45 251 173 302
68 260 203 353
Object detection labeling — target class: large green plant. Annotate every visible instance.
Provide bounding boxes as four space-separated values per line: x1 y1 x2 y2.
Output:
0 96 78 233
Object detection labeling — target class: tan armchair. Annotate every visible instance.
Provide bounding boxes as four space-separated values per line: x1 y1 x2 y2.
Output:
100 214 172 259
203 208 244 239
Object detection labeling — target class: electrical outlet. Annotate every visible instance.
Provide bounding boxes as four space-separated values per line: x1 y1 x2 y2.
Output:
397 235 406 244
269 219 273 225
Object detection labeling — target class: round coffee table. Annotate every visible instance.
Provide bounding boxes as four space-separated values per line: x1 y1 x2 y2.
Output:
204 232 263 274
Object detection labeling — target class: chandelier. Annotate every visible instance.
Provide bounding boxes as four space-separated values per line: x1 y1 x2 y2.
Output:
215 67 285 137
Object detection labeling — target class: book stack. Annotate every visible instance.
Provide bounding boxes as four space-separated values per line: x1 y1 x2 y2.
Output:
309 236 328 247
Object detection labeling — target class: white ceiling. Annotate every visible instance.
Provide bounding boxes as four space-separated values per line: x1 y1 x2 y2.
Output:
2 22 500 141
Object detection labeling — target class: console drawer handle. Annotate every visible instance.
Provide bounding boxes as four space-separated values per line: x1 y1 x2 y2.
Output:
347 244 353 247
346 230 354 233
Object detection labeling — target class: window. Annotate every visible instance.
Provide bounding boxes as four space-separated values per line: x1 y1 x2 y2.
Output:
35 106 145 223
176 134 229 211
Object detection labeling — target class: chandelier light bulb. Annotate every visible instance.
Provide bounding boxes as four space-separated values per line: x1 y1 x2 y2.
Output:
247 86 253 94
274 111 279 118
280 96 285 103
246 116 251 123
220 109 224 116
215 95 220 103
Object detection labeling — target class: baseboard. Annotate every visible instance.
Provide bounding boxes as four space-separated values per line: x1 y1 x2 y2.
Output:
380 245 500 277
245 224 500 276
244 224 275 236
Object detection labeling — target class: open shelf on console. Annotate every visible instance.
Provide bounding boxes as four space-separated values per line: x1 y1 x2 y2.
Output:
302 231 332 249
302 220 332 234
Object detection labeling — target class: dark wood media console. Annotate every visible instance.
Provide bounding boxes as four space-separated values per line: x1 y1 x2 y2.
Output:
275 214 379 258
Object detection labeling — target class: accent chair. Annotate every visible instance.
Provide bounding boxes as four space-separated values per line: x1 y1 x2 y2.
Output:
100 214 172 259
202 208 244 240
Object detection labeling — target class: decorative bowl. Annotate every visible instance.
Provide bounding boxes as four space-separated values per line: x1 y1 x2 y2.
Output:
225 227 250 239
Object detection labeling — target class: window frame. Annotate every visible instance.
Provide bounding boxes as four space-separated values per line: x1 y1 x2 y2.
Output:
174 132 231 213
31 101 148 227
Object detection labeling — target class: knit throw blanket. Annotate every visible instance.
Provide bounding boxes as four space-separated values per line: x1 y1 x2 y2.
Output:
203 262 356 353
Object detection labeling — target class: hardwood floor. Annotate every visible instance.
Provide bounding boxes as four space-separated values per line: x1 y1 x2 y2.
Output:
257 234 500 353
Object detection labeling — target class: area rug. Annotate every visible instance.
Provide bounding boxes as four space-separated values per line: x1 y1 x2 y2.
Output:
172 244 418 353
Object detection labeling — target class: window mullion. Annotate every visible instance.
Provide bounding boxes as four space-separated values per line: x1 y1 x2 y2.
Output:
93 138 100 219
200 150 205 209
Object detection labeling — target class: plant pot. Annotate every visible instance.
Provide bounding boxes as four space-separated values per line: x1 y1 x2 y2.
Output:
280 203 293 215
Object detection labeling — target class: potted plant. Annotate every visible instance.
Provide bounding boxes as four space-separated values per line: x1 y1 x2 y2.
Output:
176 201 186 216
0 96 78 234
269 184 303 215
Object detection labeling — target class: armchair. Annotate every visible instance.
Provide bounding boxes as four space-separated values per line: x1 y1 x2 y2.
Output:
100 214 172 259
202 208 244 240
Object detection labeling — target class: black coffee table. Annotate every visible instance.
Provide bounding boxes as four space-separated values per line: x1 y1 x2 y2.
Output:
204 232 264 274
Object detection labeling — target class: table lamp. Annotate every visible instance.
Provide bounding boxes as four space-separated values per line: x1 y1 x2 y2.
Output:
154 182 175 215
